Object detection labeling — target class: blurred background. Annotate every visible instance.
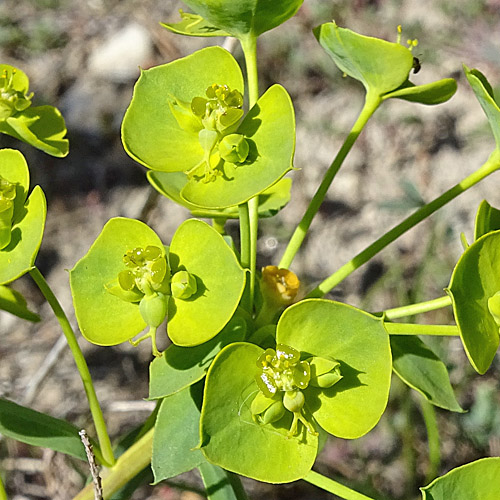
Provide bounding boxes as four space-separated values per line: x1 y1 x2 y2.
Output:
1 0 500 498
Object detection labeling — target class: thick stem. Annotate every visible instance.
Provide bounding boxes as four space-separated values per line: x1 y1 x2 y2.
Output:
248 196 259 312
383 295 452 320
304 470 377 500
73 428 153 500
418 396 441 483
29 267 115 466
384 322 458 336
307 153 500 297
279 92 381 269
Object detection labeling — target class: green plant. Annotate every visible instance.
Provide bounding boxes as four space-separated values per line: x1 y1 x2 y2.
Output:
1 2 500 499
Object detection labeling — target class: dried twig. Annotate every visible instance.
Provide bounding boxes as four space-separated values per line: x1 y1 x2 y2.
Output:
79 429 103 500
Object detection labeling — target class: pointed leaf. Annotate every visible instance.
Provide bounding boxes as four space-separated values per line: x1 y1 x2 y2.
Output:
383 78 457 105
122 47 244 173
277 299 392 439
200 342 318 483
167 219 246 345
0 185 46 285
474 199 500 240
0 398 94 461
447 230 500 373
0 285 39 322
0 106 68 157
149 316 246 399
391 336 464 412
70 218 165 346
464 65 500 151
148 170 291 218
152 382 205 483
180 0 303 38
181 84 295 208
421 457 500 500
313 22 413 96
198 462 244 500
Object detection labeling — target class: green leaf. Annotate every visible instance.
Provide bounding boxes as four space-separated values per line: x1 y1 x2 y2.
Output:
180 85 295 208
464 65 500 151
0 148 29 214
152 382 205 483
277 299 392 439
446 230 500 373
0 285 40 322
313 22 413 96
200 342 318 483
122 47 244 173
179 0 303 39
421 457 500 500
0 398 94 461
0 106 68 157
148 171 292 218
167 219 246 345
474 199 500 240
148 316 246 399
383 78 457 105
391 336 464 412
0 185 46 285
70 218 165 346
198 462 244 500
161 11 230 37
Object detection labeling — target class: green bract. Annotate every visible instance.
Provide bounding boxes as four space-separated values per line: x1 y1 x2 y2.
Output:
0 149 46 285
178 0 303 39
122 46 295 209
446 230 500 373
474 199 500 240
0 65 68 157
161 10 230 37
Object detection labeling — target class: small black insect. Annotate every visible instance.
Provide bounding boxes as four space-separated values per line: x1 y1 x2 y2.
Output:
412 56 421 74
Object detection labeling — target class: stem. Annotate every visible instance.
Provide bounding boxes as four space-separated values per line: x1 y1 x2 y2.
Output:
383 295 452 320
401 386 417 495
418 396 441 483
304 470 377 500
384 322 458 336
29 267 115 466
308 153 500 297
73 428 153 500
212 217 227 235
0 473 7 500
279 91 381 269
240 35 260 312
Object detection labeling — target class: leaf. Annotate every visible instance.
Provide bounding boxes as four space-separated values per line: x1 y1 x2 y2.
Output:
198 462 244 500
446 230 500 374
200 342 318 483
70 218 165 346
313 22 413 96
0 285 39 322
420 457 500 500
391 336 464 412
276 299 392 439
474 199 500 240
148 316 246 399
464 65 500 151
180 84 295 208
152 382 205 483
122 46 244 173
0 106 68 157
148 171 292 218
383 78 457 105
161 11 230 37
0 398 94 461
0 185 46 285
179 0 304 39
167 219 246 345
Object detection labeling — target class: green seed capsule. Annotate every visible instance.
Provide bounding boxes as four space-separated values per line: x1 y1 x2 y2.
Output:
308 356 343 388
171 270 197 299
218 134 249 163
139 292 168 328
283 390 305 413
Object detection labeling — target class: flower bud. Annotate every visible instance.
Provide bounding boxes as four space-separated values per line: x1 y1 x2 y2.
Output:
307 356 342 388
218 134 249 163
139 292 168 328
171 270 197 299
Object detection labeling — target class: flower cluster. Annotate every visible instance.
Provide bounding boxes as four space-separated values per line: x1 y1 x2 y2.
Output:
0 175 16 250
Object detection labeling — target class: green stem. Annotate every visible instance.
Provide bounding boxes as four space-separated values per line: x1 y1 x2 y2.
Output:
212 217 227 235
307 153 500 297
0 473 7 500
401 386 417 495
304 470 377 500
384 322 458 336
279 91 381 269
29 267 115 467
418 396 441 483
248 196 259 312
383 295 452 320
73 428 153 500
